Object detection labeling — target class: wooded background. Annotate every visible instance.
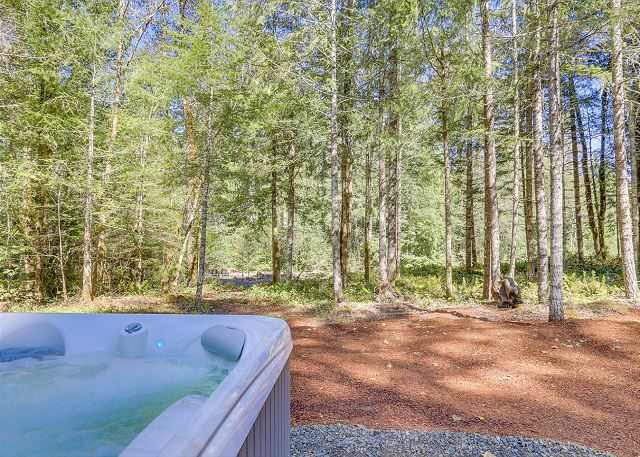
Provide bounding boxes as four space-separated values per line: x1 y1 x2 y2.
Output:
1 0 639 321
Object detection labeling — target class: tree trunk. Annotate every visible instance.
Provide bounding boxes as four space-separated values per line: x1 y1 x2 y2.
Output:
570 76 600 255
443 107 453 297
508 0 520 279
387 41 399 285
629 80 638 255
82 50 96 303
161 1 201 294
531 0 549 303
364 143 372 282
611 0 640 299
170 98 201 291
339 0 355 287
286 134 296 282
93 0 129 295
271 145 281 285
465 106 476 270
598 87 608 257
378 62 390 298
340 151 352 285
133 124 149 294
56 182 67 302
185 224 199 287
523 102 536 280
196 88 214 308
482 0 500 299
570 104 585 263
548 0 564 320
329 0 344 303
395 119 403 278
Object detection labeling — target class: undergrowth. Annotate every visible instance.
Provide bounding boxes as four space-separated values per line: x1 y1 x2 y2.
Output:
3 257 630 316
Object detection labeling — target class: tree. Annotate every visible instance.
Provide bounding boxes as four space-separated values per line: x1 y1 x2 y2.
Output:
547 0 564 320
481 0 500 299
196 87 215 308
82 41 97 303
523 101 536 280
378 61 391 299
629 78 638 254
530 0 549 303
597 86 609 258
443 106 453 297
570 104 585 263
569 76 600 256
508 0 521 279
465 106 477 270
285 133 296 282
611 0 639 299
329 0 344 303
339 0 356 286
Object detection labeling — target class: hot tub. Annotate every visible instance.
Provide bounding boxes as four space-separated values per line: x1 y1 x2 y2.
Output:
0 313 292 457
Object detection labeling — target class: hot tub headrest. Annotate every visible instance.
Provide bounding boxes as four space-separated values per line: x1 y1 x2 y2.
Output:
201 326 245 361
0 322 65 358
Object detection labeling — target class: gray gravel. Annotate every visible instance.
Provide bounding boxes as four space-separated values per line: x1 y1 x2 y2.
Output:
290 425 613 457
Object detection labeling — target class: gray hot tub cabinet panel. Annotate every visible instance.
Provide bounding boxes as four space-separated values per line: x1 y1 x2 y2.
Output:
237 360 291 457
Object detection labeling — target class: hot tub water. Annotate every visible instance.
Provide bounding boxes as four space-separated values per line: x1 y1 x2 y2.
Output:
0 353 234 457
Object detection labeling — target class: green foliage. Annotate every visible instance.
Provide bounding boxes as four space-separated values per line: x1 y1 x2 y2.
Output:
0 0 634 311
243 274 376 308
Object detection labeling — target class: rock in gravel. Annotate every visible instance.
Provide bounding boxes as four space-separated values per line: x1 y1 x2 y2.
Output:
290 424 613 457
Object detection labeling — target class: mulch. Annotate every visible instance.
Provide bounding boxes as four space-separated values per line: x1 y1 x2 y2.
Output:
287 308 640 457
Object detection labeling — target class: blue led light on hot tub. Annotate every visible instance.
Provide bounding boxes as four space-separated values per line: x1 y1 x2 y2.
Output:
155 340 165 350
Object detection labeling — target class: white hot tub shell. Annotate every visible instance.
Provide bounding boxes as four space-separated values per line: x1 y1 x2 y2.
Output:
0 313 292 457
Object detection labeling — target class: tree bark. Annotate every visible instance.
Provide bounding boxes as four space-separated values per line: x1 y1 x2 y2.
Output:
395 119 403 278
133 132 147 294
508 0 521 279
56 182 67 302
329 0 344 303
21 148 37 299
548 0 564 320
482 0 500 299
196 88 214 308
598 87 608 257
523 102 536 280
286 134 296 282
271 145 281 285
340 151 352 284
443 107 453 297
364 143 373 282
339 0 355 286
378 62 390 298
531 0 549 303
570 104 585 263
465 106 476 270
611 0 639 299
629 80 638 255
387 41 399 285
82 49 96 303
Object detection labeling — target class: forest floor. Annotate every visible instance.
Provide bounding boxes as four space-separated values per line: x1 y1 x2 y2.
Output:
4 286 639 456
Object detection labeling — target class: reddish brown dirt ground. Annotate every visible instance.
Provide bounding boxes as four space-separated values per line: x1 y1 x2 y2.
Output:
288 309 640 457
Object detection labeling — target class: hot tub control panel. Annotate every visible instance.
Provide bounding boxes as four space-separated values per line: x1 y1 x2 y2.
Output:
125 323 143 334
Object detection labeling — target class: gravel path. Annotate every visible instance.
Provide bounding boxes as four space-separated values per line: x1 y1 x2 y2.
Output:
290 425 613 457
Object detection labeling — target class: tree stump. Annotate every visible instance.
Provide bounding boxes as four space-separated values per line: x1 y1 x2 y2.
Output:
492 277 522 308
